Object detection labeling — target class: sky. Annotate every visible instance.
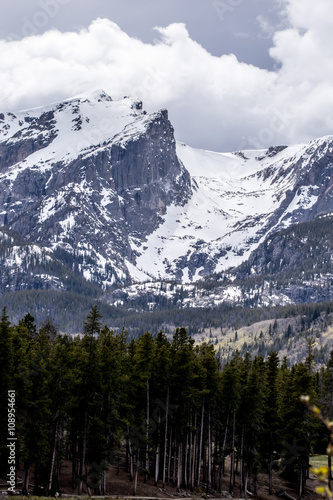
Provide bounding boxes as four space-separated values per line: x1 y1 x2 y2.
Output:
0 0 332 152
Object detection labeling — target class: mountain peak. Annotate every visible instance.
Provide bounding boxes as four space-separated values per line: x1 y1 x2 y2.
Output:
65 89 144 111
74 89 113 102
0 91 191 288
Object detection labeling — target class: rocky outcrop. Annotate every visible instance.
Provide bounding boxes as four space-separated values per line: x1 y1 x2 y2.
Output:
0 111 57 171
0 92 191 287
110 109 191 237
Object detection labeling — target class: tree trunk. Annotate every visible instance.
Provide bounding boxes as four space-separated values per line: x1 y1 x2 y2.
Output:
145 378 150 484
268 450 273 495
177 442 182 492
78 412 88 495
221 410 229 479
192 411 197 488
133 450 140 496
298 466 302 500
71 439 77 489
244 470 249 500
253 468 258 496
162 387 169 489
155 409 161 486
229 408 236 496
213 427 218 490
128 430 134 482
56 424 63 488
197 398 205 487
188 421 193 490
240 425 244 497
328 454 332 491
167 426 172 484
218 464 223 494
184 432 188 489
102 470 106 495
48 424 57 493
203 435 206 487
172 438 177 488
22 465 30 496
207 408 211 493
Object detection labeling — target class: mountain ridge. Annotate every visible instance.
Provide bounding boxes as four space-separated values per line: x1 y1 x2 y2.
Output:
1 89 333 320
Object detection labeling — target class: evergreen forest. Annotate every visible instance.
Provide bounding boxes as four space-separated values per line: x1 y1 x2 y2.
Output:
1 306 333 498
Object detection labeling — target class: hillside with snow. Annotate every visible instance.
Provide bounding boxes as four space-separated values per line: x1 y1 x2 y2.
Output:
1 90 333 315
134 137 333 282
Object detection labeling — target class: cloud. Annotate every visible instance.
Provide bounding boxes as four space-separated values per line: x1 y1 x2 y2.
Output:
0 1 333 152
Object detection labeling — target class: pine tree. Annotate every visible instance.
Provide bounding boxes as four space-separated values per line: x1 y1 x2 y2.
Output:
46 332 75 494
319 350 333 485
131 332 156 484
83 305 102 337
19 312 37 338
263 351 280 495
151 332 171 486
221 352 241 495
197 343 221 492
18 324 53 494
243 356 267 495
0 308 13 474
70 307 104 494
234 352 251 496
95 327 128 492
278 362 317 496
170 328 197 490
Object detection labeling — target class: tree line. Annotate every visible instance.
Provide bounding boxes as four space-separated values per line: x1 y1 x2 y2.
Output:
1 306 333 497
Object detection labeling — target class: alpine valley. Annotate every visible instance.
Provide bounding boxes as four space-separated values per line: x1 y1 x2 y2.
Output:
1 89 333 340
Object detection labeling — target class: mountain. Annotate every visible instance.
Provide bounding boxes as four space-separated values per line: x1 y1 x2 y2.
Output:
154 137 333 281
0 90 191 288
1 89 333 325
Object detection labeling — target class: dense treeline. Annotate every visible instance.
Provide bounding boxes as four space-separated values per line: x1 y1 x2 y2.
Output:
0 290 126 334
0 227 104 299
1 306 333 497
2 287 333 344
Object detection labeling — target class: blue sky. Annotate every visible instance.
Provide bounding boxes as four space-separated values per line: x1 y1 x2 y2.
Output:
0 0 332 151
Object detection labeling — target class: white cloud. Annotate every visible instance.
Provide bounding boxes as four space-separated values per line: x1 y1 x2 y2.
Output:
0 1 333 152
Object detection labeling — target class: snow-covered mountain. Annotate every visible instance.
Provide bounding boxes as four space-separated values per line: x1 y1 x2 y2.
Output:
132 133 333 282
0 90 191 288
1 89 333 300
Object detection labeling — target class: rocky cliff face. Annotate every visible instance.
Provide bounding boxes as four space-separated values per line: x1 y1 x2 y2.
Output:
0 91 191 287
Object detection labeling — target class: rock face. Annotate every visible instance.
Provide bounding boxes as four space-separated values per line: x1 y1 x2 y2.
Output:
110 108 190 238
1 89 333 298
0 91 191 287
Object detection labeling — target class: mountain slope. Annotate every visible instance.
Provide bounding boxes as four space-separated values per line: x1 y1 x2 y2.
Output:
1 90 333 297
137 142 289 280
132 136 333 281
233 214 333 305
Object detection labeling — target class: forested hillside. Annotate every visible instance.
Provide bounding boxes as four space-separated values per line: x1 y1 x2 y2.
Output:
233 215 333 305
1 306 333 498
